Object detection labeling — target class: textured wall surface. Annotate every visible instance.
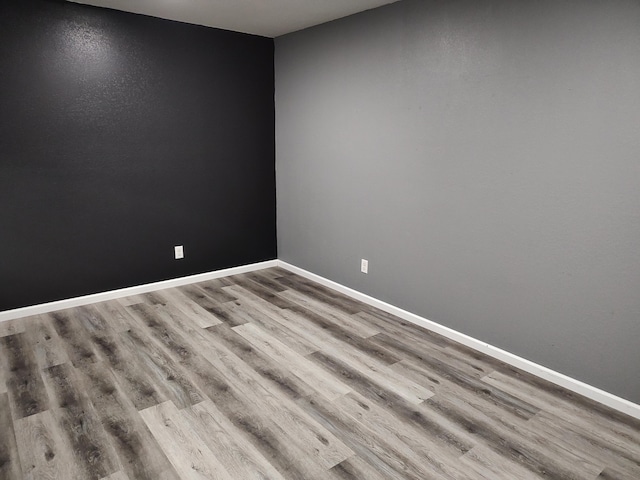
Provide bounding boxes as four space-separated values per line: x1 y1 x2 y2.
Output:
276 0 640 402
0 0 276 310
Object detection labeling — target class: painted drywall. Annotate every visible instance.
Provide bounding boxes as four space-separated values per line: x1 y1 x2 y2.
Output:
276 0 640 402
0 0 276 311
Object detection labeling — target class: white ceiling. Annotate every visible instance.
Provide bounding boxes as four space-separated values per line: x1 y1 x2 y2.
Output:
68 0 401 38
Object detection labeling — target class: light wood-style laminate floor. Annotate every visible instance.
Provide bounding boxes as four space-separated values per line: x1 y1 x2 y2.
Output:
1 267 639 479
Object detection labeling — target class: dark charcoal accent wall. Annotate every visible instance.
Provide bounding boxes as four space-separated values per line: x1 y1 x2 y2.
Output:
0 0 276 311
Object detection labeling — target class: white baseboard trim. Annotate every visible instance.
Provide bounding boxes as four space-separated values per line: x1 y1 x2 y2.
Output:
0 260 278 323
277 260 640 420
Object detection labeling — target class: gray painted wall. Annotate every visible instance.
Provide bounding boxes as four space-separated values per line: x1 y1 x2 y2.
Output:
275 0 640 403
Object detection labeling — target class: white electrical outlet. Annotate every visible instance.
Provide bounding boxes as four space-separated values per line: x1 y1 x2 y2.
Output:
361 258 368 274
174 245 184 259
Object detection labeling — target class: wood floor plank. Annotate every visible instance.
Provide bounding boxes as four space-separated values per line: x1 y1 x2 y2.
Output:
280 289 380 338
73 304 113 334
0 360 6 395
233 322 352 401
1 332 50 419
178 284 247 327
155 289 223 328
390 357 540 421
309 343 433 405
424 394 604 480
334 391 470 472
116 295 147 307
101 471 131 480
370 329 498 380
119 325 205 409
192 280 238 303
371 330 537 411
244 270 288 293
223 284 291 318
42 363 121 479
226 284 403 367
25 314 70 370
199 276 235 288
257 266 294 280
354 310 455 350
227 285 404 378
227 274 299 309
331 391 485 479
78 362 181 480
490 363 640 429
308 350 474 455
278 306 403 366
597 467 638 480
482 370 640 451
329 456 390 480
458 444 545 480
210 368 354 472
14 409 83 480
185 330 355 471
0 392 22 480
272 274 363 314
139 401 234 480
69 306 167 411
468 401 608 479
0 319 27 338
177 365 316 478
180 400 287 480
93 301 138 333
525 411 640 478
221 288 320 355
296 394 448 480
443 341 514 377
207 322 317 400
140 291 169 306
0 337 7 395
45 310 100 368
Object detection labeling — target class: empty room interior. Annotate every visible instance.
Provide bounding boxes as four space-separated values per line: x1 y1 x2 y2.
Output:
1 0 639 478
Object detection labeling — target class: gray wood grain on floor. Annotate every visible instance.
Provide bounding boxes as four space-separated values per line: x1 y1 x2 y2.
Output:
0 268 639 479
